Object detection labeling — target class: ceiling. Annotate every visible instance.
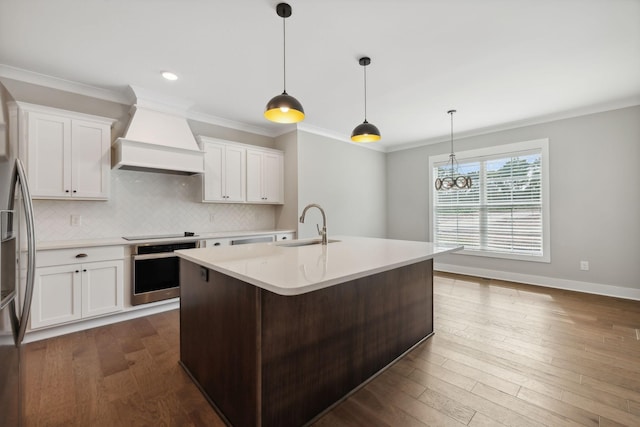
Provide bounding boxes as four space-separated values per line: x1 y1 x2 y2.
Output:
1 0 639 151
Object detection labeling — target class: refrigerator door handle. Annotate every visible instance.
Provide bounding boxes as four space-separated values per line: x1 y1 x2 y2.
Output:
8 159 36 346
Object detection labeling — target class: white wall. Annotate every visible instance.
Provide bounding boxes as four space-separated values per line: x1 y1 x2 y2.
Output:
297 131 387 239
33 170 275 241
387 106 640 295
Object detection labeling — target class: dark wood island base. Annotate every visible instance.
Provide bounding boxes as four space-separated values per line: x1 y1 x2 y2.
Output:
179 258 434 427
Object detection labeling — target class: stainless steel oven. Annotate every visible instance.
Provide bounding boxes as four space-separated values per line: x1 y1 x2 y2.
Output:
131 240 201 305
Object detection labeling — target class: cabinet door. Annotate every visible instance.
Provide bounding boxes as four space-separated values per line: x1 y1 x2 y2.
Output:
262 152 283 203
224 145 246 202
71 119 110 199
202 142 225 201
81 260 123 318
26 111 72 198
31 265 81 329
246 150 263 202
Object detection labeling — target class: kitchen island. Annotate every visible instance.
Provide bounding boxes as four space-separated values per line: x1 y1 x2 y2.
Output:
176 236 461 427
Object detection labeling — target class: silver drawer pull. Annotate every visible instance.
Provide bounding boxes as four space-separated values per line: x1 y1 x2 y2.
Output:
76 253 88 258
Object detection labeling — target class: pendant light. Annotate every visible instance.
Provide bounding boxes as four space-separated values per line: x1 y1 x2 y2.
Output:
435 110 472 191
351 57 381 143
264 3 305 124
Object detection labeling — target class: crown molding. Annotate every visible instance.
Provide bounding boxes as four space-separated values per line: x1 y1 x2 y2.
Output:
387 96 640 153
5 63 637 152
0 64 130 104
296 122 388 152
187 110 280 138
0 64 281 138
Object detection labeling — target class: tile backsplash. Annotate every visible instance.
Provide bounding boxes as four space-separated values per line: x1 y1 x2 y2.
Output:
34 170 276 241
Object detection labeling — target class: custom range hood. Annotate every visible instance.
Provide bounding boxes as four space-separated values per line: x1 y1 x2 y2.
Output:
112 86 204 175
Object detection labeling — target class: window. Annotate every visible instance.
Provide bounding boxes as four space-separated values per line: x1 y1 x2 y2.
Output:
429 139 550 262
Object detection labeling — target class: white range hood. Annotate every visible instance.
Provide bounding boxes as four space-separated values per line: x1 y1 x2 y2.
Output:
112 87 204 175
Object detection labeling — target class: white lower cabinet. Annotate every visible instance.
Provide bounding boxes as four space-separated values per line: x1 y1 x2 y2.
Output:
31 247 124 329
32 264 82 328
275 232 296 241
204 238 231 248
81 260 124 318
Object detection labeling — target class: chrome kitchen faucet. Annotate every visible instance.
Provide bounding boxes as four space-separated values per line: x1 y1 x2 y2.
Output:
299 204 327 245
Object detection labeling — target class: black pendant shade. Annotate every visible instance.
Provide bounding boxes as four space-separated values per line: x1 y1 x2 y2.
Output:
265 91 305 124
264 3 305 124
351 57 380 143
351 120 381 143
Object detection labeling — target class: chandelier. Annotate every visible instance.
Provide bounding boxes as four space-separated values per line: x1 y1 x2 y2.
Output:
435 109 472 191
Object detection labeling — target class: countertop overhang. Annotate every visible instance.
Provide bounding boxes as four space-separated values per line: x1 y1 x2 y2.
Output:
176 236 462 296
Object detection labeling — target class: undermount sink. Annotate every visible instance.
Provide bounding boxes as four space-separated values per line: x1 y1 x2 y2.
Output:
276 239 341 248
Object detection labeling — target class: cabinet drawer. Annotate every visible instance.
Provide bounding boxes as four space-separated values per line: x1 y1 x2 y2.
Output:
37 246 125 267
205 238 231 248
275 233 296 241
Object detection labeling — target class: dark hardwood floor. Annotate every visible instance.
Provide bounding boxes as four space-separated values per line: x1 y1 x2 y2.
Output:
23 273 640 426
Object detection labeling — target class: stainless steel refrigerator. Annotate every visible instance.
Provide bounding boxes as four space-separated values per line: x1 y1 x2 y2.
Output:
1 156 37 426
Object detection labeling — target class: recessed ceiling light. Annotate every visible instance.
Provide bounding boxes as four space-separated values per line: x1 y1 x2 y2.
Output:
161 71 178 81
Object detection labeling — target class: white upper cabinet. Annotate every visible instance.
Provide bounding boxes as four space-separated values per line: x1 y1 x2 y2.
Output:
198 136 284 205
12 102 114 200
246 148 284 204
70 119 111 198
199 137 246 202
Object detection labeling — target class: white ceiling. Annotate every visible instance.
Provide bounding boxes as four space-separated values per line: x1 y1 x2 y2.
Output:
1 0 639 151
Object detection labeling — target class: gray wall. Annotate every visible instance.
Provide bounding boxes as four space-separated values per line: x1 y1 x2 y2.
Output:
387 106 640 291
297 131 387 239
274 130 299 231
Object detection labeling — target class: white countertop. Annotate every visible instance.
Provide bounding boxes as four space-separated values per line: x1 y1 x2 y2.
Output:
176 236 462 296
36 229 296 250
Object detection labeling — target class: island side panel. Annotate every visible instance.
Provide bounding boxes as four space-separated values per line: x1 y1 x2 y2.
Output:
179 259 260 427
260 259 433 427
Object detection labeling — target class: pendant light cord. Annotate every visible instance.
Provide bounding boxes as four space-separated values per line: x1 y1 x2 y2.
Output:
450 111 455 179
282 17 287 92
450 111 454 155
363 64 368 121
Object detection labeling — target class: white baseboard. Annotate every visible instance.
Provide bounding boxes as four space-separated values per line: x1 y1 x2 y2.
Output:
435 263 640 301
23 300 180 343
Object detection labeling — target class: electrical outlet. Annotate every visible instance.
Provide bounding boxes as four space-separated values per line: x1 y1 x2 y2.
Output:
70 215 82 226
580 260 589 271
209 213 216 223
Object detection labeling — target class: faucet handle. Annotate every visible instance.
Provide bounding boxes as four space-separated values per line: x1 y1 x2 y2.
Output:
316 224 322 236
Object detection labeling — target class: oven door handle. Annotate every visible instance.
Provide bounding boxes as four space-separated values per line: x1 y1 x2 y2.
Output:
133 252 179 261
